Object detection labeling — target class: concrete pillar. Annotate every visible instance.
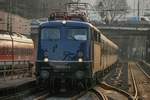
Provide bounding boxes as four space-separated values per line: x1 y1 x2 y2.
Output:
146 34 150 63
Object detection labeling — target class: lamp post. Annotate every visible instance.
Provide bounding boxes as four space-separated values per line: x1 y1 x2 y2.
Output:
137 0 140 22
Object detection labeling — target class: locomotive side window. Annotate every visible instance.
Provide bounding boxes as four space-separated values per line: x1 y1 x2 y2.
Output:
41 28 60 40
97 33 100 42
92 29 100 43
93 32 97 41
66 28 87 41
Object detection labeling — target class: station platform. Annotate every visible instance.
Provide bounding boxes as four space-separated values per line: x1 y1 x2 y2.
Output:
0 77 36 97
0 77 35 90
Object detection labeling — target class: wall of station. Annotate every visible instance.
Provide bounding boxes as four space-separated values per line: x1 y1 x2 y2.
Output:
0 11 31 35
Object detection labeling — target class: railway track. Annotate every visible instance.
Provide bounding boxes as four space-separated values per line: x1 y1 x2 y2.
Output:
136 63 150 79
24 90 49 100
98 82 130 100
99 62 130 100
33 91 49 100
128 62 150 100
32 88 108 100
70 91 87 100
0 89 31 100
90 88 108 100
129 63 138 100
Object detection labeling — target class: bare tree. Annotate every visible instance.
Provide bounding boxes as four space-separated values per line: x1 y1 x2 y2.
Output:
96 0 129 23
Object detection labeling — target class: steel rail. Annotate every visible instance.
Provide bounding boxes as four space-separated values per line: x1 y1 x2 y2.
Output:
0 89 31 100
129 63 138 100
90 88 108 100
33 91 49 100
70 91 87 100
136 63 150 79
99 82 132 99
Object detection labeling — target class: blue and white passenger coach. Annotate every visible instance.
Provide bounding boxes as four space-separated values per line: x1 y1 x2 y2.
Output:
36 14 119 89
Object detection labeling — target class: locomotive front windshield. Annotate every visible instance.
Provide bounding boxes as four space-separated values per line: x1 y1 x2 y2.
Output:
41 28 60 40
40 28 88 40
66 28 87 41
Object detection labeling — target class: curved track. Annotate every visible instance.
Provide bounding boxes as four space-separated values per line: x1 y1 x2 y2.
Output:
33 91 49 100
89 88 108 100
128 62 150 100
32 88 108 100
97 82 130 100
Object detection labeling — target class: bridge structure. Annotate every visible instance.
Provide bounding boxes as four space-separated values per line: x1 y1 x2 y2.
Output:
97 23 150 62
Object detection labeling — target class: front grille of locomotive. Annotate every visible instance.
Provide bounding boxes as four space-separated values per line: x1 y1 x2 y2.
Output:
38 61 90 79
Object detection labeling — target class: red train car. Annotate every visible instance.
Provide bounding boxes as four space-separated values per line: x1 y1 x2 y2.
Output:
0 31 34 78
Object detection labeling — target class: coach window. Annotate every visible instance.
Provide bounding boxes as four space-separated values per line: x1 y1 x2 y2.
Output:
25 49 27 55
18 48 21 55
101 40 103 53
5 47 8 55
41 28 60 40
0 47 2 55
15 48 18 55
8 48 11 55
21 48 23 55
29 49 32 55
16 48 18 55
28 49 30 55
97 33 100 42
20 48 23 55
23 49 26 55
14 48 16 55
93 32 97 42
3 47 6 55
24 48 27 55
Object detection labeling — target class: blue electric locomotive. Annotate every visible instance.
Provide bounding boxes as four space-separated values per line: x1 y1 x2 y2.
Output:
36 13 119 89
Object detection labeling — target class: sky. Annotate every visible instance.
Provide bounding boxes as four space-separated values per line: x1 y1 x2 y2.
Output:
81 0 97 5
81 0 138 8
127 0 133 8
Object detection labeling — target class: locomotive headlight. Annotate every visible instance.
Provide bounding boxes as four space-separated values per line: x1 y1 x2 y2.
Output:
44 50 49 62
44 58 49 62
40 70 49 79
78 58 83 62
62 20 66 24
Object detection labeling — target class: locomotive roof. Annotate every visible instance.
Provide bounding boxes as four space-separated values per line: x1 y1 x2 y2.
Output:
101 34 118 49
40 20 92 28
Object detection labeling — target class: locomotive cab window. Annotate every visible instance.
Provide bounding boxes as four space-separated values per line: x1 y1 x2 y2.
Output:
66 28 88 41
41 28 60 40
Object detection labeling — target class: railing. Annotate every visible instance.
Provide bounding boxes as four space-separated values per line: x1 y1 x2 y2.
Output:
0 61 33 81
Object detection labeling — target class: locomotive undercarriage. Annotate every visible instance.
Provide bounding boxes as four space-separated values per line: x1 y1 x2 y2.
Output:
37 62 94 91
37 61 118 92
38 77 94 93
